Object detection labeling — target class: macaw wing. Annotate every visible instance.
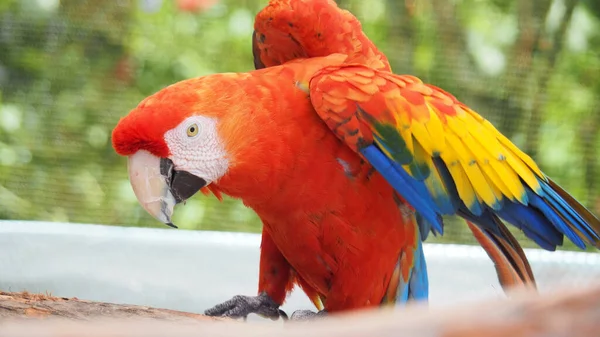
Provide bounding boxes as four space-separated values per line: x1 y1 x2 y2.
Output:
308 64 600 250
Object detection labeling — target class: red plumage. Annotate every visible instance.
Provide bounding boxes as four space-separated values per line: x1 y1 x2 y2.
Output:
113 56 417 311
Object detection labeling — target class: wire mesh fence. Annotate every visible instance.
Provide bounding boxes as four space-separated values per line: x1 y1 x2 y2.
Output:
1 0 599 250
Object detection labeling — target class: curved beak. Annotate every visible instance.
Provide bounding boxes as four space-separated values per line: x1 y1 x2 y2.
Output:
127 150 207 228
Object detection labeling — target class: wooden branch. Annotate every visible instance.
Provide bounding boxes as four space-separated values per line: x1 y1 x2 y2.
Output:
0 291 220 322
2 283 600 337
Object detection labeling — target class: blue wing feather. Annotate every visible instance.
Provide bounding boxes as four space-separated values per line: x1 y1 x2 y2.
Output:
360 142 599 251
539 180 599 243
361 145 444 234
431 157 462 214
415 212 433 240
526 189 585 249
495 203 563 249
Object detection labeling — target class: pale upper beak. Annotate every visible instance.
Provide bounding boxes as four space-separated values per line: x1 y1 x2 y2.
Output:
127 150 207 228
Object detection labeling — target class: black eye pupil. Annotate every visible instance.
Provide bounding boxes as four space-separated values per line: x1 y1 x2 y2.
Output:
190 127 195 132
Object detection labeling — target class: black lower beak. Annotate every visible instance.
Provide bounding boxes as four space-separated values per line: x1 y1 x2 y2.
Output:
160 158 208 204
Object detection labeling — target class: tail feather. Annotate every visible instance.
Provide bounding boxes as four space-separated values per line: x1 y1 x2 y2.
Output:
407 236 429 301
382 225 429 305
467 219 536 292
294 274 324 311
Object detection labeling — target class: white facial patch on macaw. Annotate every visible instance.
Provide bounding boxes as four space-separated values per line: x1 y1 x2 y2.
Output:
163 115 229 185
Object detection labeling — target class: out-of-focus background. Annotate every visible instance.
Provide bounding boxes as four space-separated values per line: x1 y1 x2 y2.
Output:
1 0 600 251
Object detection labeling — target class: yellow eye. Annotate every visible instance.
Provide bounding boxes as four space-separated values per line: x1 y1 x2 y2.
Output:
187 123 199 137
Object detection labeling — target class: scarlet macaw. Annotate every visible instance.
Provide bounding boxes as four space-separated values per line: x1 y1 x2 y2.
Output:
112 53 600 321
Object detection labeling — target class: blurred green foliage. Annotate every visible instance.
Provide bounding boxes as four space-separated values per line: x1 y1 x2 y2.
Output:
0 0 599 250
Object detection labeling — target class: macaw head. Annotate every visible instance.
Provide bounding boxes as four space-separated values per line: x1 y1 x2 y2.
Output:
111 74 250 228
111 54 348 228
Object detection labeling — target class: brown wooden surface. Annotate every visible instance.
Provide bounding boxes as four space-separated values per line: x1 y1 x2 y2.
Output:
0 291 219 322
1 284 599 337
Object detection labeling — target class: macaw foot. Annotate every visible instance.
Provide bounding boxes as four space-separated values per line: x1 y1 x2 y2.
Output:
204 292 287 321
290 309 327 321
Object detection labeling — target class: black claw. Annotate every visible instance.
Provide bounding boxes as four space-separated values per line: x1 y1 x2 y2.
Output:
204 293 284 321
278 309 289 321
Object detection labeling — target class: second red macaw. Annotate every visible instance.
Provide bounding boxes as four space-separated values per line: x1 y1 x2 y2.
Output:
251 0 536 306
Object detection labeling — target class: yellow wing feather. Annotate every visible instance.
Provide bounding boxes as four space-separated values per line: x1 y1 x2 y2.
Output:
440 148 480 209
309 64 547 214
423 103 446 155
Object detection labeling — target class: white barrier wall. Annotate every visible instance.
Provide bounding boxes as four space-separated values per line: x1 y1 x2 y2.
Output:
1 220 599 318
